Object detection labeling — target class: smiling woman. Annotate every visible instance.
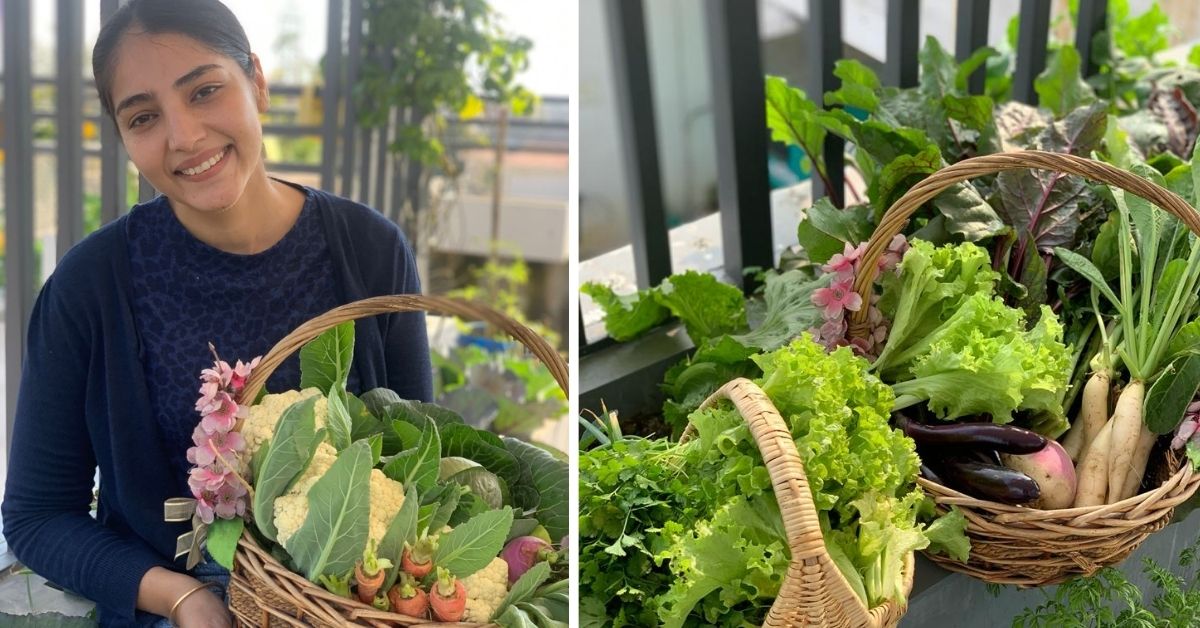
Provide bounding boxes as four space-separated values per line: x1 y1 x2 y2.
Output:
0 1 433 627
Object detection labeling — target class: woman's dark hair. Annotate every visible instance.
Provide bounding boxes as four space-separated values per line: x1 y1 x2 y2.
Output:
92 0 255 121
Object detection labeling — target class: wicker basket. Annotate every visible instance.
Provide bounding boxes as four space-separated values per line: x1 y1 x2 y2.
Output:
225 294 568 627
680 378 912 628
847 150 1200 586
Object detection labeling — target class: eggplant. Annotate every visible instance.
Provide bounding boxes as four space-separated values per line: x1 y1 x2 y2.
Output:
896 415 1047 454
919 463 944 485
936 459 1041 505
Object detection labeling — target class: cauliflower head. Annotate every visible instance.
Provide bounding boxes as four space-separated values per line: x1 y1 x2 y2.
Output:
240 388 327 461
462 557 508 622
274 445 407 550
367 469 406 545
273 441 338 548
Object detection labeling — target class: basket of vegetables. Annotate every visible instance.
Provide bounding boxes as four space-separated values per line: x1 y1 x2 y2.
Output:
579 331 968 627
681 377 914 628
179 295 568 626
847 150 1200 586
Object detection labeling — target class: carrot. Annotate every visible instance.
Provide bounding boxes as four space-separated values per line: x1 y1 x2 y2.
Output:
1061 369 1111 462
1073 417 1113 507
355 539 392 603
387 573 429 618
428 566 467 622
401 535 436 579
1106 381 1146 503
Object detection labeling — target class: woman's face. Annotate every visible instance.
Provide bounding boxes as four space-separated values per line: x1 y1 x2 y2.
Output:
108 31 268 215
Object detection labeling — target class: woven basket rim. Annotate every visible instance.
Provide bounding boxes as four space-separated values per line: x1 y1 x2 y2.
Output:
228 293 567 626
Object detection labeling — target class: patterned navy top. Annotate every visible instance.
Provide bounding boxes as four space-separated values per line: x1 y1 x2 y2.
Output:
126 187 359 482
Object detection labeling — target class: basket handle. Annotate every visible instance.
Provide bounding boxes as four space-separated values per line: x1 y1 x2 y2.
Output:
681 378 902 627
238 294 568 406
848 150 1200 337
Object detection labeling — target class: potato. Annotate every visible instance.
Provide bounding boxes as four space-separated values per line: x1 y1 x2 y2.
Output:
1001 440 1077 509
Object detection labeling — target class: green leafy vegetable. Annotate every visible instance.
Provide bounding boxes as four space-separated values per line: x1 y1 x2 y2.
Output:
580 282 669 342
252 396 322 542
288 439 372 581
299 321 354 392
206 516 244 571
432 506 514 579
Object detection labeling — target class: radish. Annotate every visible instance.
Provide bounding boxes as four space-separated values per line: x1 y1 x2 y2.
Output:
1001 440 1076 509
1119 421 1158 501
1073 418 1113 507
501 535 559 584
1106 381 1146 504
428 566 466 622
1061 368 1110 462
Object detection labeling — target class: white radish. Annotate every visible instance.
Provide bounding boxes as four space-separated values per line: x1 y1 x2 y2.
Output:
1106 381 1146 503
1061 369 1111 463
1073 418 1113 508
1117 425 1157 502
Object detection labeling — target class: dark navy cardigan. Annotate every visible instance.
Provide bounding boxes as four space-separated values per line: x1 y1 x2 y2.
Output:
1 187 432 625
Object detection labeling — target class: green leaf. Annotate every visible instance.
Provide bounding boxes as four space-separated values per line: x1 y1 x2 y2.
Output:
795 199 875 264
942 94 994 133
1168 320 1200 359
1092 211 1122 281
360 387 402 418
379 485 419 592
381 421 441 492
932 182 1005 242
494 562 552 621
824 59 881 113
390 419 422 451
289 440 373 580
502 436 569 540
1188 441 1200 471
875 144 942 210
1114 3 1169 58
653 271 748 343
252 396 321 542
765 75 828 179
731 270 830 353
428 484 469 532
432 506 514 579
1034 46 1096 118
324 385 353 451
206 517 244 571
918 36 958 100
1054 247 1124 311
299 321 355 392
580 282 669 342
1145 352 1200 434
955 47 998 92
367 433 382 466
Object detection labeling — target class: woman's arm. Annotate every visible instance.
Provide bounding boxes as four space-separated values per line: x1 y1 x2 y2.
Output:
384 229 433 402
138 567 231 627
1 275 175 622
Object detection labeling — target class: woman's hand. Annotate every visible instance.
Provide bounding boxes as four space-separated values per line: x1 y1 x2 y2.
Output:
171 586 233 628
137 566 231 627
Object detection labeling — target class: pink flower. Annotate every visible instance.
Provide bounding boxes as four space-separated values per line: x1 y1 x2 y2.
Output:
195 381 219 412
823 242 862 280
812 279 863 318
213 483 247 519
1172 416 1199 450
228 357 261 395
879 235 909 273
193 491 216 525
188 466 228 493
199 392 238 432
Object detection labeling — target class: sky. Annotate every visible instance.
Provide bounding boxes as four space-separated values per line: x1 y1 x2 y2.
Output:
37 0 572 98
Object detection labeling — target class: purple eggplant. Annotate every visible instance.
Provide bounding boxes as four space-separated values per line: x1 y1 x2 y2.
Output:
897 416 1047 454
936 459 1041 505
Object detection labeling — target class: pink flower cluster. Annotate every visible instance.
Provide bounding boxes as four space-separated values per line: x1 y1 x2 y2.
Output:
185 346 261 524
810 235 908 358
1169 399 1200 451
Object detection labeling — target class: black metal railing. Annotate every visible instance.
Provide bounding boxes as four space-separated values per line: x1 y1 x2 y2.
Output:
580 0 1111 354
